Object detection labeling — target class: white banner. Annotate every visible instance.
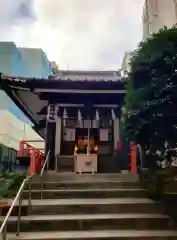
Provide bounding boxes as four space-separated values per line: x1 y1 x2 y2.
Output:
92 120 99 128
100 129 108 141
64 128 75 141
84 120 91 128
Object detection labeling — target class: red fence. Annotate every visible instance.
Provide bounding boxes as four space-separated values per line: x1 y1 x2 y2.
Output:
18 140 44 174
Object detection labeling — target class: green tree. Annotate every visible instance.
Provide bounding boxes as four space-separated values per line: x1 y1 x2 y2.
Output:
124 27 177 151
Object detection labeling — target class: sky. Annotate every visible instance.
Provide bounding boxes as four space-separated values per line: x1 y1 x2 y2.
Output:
0 0 144 70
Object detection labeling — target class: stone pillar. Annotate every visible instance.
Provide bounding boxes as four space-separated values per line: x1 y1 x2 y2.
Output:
45 121 56 170
113 118 120 150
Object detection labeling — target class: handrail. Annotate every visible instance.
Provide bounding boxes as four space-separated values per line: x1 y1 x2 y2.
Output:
40 150 50 177
0 175 34 238
40 150 50 199
0 150 50 239
137 144 143 170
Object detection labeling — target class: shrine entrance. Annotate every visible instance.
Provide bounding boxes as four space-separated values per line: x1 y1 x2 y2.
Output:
0 71 126 173
55 117 116 173
75 127 99 154
75 128 88 154
59 119 112 156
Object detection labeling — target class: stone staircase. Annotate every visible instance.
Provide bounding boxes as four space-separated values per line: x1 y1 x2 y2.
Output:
2 173 177 239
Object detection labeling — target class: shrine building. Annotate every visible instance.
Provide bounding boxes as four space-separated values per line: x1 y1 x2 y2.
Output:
0 70 126 173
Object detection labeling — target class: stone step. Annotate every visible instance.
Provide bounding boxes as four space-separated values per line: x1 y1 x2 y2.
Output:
7 230 177 240
22 188 147 199
3 198 162 216
1 214 175 232
32 173 139 183
28 181 140 190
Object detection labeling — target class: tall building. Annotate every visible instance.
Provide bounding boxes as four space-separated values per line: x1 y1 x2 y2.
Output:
0 42 52 78
121 52 132 74
143 0 177 39
19 48 52 78
50 61 59 75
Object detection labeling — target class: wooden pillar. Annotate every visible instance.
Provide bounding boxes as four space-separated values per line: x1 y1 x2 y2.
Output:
29 150 36 175
55 117 62 156
113 118 120 150
110 120 114 152
45 121 56 170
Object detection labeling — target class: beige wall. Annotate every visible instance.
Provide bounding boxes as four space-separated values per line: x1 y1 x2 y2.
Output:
143 0 177 39
0 110 44 150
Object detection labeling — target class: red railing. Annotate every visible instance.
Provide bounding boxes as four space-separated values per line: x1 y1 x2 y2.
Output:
115 140 137 174
130 142 137 174
18 140 44 174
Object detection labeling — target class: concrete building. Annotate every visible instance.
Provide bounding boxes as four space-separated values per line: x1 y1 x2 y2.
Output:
0 90 30 124
0 42 52 78
0 110 44 151
50 61 59 75
19 48 52 78
143 0 177 39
